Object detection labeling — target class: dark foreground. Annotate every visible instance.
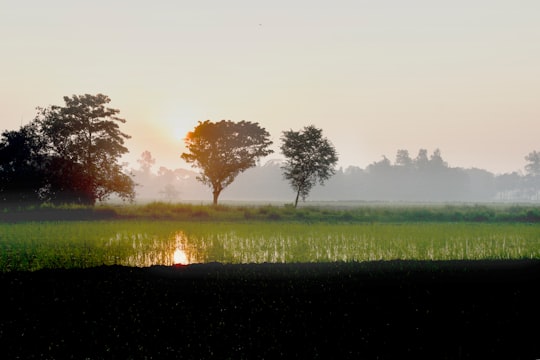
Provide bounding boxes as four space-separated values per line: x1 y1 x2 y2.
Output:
1 261 539 359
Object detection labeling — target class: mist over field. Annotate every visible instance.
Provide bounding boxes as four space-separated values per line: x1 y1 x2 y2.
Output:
131 150 539 204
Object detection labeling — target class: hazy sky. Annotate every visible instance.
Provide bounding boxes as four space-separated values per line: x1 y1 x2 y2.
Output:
1 1 539 174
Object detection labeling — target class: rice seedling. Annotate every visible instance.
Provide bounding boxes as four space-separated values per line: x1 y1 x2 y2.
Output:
1 220 538 272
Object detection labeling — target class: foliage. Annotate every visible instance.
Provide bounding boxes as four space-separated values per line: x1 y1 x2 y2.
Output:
37 94 134 204
0 94 135 207
280 125 338 207
181 120 273 205
0 122 49 205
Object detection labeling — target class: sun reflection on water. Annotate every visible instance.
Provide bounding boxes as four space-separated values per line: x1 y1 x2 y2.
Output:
173 248 189 265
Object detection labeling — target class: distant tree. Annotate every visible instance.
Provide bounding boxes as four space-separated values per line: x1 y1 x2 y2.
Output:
159 183 180 201
181 120 273 205
132 151 156 197
137 150 156 175
35 94 135 204
157 166 176 182
429 149 448 168
495 172 524 200
524 150 540 200
462 168 495 201
395 149 413 167
525 151 540 176
414 149 429 169
280 125 338 207
367 155 392 173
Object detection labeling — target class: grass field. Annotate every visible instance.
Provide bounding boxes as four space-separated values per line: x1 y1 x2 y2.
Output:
1 218 539 272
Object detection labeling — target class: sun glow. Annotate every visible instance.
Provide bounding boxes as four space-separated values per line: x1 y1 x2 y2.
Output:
173 248 189 265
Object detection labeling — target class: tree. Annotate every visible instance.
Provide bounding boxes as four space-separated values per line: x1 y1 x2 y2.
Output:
181 120 273 205
524 150 540 200
0 122 49 206
395 149 413 167
525 151 540 177
414 149 429 169
280 125 338 207
35 94 135 204
429 149 448 168
137 150 156 175
159 184 181 201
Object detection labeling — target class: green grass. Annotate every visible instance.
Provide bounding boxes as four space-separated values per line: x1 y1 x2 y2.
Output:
1 220 539 272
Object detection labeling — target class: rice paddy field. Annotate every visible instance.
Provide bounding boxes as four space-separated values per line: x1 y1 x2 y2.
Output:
1 204 540 358
1 215 539 272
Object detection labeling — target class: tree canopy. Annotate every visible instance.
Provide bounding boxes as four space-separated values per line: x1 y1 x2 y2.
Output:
181 120 273 205
280 125 338 207
0 122 49 206
0 94 135 206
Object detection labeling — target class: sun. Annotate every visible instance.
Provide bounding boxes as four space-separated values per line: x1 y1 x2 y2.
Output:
172 124 190 142
159 107 199 144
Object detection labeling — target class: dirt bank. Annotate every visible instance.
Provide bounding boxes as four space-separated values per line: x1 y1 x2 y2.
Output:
1 260 539 359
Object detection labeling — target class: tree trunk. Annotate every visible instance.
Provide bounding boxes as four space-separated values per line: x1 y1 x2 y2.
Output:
294 190 300 208
213 190 220 206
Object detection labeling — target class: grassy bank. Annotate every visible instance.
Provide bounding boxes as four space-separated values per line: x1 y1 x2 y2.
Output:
2 201 540 223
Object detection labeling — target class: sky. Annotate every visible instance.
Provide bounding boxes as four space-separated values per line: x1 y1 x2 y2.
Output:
1 0 539 175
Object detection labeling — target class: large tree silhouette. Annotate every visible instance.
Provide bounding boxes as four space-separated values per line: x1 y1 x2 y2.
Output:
36 94 135 204
0 94 135 206
280 125 338 207
181 120 273 205
0 122 48 206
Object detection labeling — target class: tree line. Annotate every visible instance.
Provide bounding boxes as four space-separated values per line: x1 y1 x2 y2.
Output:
2 93 539 207
133 150 540 203
1 94 338 207
0 94 134 207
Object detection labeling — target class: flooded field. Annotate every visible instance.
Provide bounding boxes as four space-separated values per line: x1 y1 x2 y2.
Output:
1 220 539 271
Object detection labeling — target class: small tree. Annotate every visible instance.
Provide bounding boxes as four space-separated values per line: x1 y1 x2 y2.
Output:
280 125 338 207
181 120 273 205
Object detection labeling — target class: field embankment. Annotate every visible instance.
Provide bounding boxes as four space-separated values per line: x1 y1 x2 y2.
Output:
2 202 540 223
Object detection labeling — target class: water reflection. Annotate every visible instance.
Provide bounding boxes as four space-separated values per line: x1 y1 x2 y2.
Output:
107 230 365 267
107 229 345 267
102 226 538 267
106 231 195 267
173 248 189 265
